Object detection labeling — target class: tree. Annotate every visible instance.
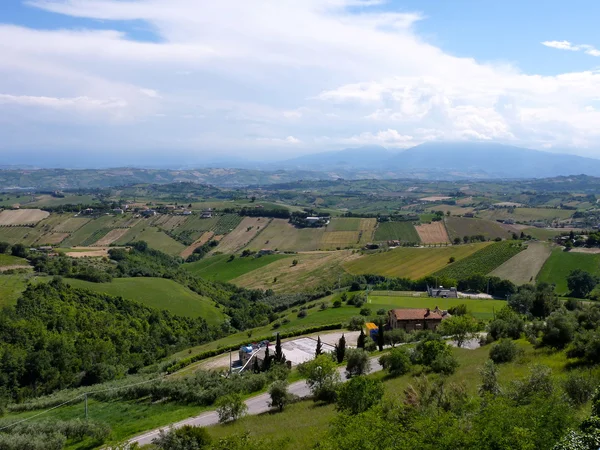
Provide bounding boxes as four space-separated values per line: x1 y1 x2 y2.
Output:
269 380 292 412
315 336 323 357
384 328 406 347
252 356 260 374
153 425 212 449
540 311 576 349
335 334 346 363
531 283 559 318
262 346 272 372
273 333 286 364
567 269 599 298
453 237 461 245
489 339 518 363
0 242 9 254
298 354 340 403
345 348 369 377
448 256 456 264
292 259 298 266
336 377 384 415
357 329 366 349
478 359 500 397
216 393 248 423
10 243 27 258
377 320 385 352
439 315 478 348
508 285 535 315
379 346 411 377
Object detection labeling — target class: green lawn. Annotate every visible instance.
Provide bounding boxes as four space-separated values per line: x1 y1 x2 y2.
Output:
374 221 420 242
537 248 600 295
344 243 490 279
0 254 28 267
184 254 290 282
65 278 226 324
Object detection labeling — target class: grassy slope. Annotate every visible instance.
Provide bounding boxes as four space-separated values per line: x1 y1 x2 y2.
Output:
445 216 514 241
479 207 573 222
490 241 553 285
245 219 324 252
343 243 490 279
537 248 600 295
206 340 569 449
65 278 226 324
374 222 420 242
524 227 564 241
0 254 28 267
0 274 27 307
327 218 360 232
184 254 290 282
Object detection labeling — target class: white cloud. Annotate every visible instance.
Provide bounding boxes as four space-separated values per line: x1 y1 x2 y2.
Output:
542 40 600 57
0 1 599 155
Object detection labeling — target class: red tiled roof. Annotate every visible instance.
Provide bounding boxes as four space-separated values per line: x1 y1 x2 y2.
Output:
390 308 443 321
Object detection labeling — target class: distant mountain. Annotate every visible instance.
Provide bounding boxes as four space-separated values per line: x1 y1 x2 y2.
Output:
279 142 600 179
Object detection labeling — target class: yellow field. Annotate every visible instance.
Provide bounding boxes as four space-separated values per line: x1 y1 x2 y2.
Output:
320 231 360 248
180 232 215 258
0 209 49 226
415 221 450 244
93 228 130 246
343 242 491 279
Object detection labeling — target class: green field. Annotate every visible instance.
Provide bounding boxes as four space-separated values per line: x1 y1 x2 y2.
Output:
445 216 513 241
29 194 98 207
246 219 324 252
61 216 118 247
0 274 27 307
327 218 360 232
523 227 564 241
537 248 600 295
0 254 28 267
434 241 526 279
184 254 290 282
344 243 490 279
118 227 185 256
478 207 573 222
374 221 420 242
0 226 45 245
65 278 226 324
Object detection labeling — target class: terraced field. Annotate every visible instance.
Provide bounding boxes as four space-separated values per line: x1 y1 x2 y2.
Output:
434 241 526 279
490 241 552 285
537 248 600 295
374 221 420 242
445 216 513 241
184 253 290 282
65 278 226 324
344 243 490 279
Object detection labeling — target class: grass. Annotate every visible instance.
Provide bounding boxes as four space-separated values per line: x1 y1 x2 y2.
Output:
184 254 290 282
478 207 573 222
0 226 45 245
445 216 514 241
65 278 226 324
434 241 526 279
523 227 564 241
0 274 27 307
537 248 600 295
245 219 324 252
374 222 420 242
122 227 185 256
29 194 98 207
0 254 28 267
61 216 119 247
490 241 553 285
327 218 361 232
343 243 490 279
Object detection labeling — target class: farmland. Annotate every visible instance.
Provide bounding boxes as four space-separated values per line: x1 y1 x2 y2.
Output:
374 221 420 242
0 254 29 268
414 221 450 244
327 218 361 231
245 219 324 252
445 216 514 241
344 243 490 279
120 227 185 256
490 241 553 285
184 253 290 282
434 241 526 279
211 217 269 254
64 277 226 324
537 248 600 295
478 207 573 223
0 209 49 226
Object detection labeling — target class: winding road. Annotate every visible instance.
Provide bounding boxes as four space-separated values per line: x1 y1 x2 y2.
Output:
129 358 383 446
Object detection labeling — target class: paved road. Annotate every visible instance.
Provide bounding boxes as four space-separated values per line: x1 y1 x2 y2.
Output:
129 358 383 446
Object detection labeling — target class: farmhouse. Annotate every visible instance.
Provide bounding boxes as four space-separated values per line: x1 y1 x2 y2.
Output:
388 308 444 332
427 285 458 298
141 209 156 218
182 210 192 216
113 208 124 214
201 209 213 219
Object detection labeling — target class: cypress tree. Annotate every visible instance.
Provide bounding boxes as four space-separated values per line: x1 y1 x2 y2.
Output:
335 334 346 363
274 333 286 364
357 329 366 349
252 355 260 373
315 336 323 357
377 320 385 352
262 346 272 372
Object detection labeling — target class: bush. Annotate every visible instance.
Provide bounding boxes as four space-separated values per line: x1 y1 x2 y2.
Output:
336 377 384 415
563 371 595 406
345 348 370 377
347 316 365 331
430 353 459 375
153 425 212 449
359 307 371 316
268 380 292 412
376 308 386 315
489 338 518 363
379 347 411 376
333 299 342 308
297 310 307 318
216 393 248 423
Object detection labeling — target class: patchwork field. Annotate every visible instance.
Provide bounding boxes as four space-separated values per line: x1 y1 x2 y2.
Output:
490 241 553 285
52 217 91 233
0 209 49 225
93 228 130 246
374 221 420 242
184 253 290 282
537 248 600 295
0 226 45 245
320 231 360 248
64 277 226 324
233 250 359 292
245 219 324 252
445 216 513 241
344 243 490 279
434 241 526 279
415 221 450 244
326 218 360 231
430 205 476 216
478 207 573 222
212 217 269 254
180 232 215 259
523 227 565 241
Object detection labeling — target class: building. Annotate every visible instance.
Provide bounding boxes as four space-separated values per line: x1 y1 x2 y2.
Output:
365 322 378 340
113 208 124 214
182 210 192 216
388 308 444 332
141 209 156 218
201 208 213 219
427 286 458 298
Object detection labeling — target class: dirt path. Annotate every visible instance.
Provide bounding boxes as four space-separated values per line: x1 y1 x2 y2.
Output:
569 248 600 254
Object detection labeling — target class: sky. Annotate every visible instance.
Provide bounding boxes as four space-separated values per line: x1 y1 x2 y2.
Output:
2 0 600 164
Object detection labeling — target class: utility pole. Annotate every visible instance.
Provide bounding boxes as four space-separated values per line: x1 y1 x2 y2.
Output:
229 349 232 376
84 393 88 420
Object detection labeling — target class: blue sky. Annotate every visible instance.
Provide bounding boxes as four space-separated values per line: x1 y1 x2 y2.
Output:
2 0 600 164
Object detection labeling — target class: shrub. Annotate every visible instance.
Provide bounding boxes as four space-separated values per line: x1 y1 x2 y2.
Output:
216 393 248 423
430 353 459 375
347 316 365 331
359 307 371 316
268 380 292 412
376 308 386 315
153 425 212 449
336 377 384 415
563 371 595 406
345 348 370 377
489 338 518 363
379 347 411 376
297 310 307 318
333 299 342 308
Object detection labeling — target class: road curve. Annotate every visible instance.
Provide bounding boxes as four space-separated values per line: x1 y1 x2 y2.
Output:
129 357 383 446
